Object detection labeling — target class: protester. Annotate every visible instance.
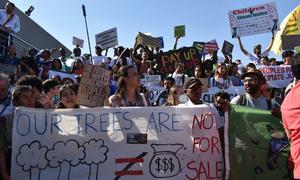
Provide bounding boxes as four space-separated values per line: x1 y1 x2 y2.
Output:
171 62 188 87
71 59 84 76
179 77 203 105
42 79 60 107
281 59 300 179
51 58 63 71
0 86 35 180
109 65 147 107
92 45 109 66
209 63 233 89
0 45 19 65
57 84 79 108
0 73 13 117
231 71 273 110
282 50 295 65
156 77 175 106
260 56 269 66
15 75 53 108
228 62 242 86
163 85 185 106
20 48 38 75
269 57 277 66
59 47 70 72
237 31 274 65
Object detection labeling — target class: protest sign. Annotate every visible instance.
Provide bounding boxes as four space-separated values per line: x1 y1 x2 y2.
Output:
72 36 84 48
282 35 300 50
229 2 279 38
12 106 224 180
48 70 78 83
174 25 185 37
221 40 234 55
257 65 294 88
193 42 205 57
202 86 245 103
135 32 161 48
156 47 202 77
0 63 17 75
76 64 110 107
228 105 289 180
158 36 164 49
95 27 118 49
145 85 165 104
143 75 161 86
204 39 219 54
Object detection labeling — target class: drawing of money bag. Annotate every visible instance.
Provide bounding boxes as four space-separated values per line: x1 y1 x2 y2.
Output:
149 144 184 178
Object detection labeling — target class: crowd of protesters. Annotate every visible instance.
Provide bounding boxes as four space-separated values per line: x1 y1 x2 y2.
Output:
0 1 299 180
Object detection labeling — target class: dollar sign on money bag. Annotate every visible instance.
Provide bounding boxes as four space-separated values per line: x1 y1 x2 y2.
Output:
149 144 183 178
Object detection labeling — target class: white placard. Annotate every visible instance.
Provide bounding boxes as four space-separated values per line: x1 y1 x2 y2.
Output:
229 2 279 38
95 27 118 49
73 36 84 48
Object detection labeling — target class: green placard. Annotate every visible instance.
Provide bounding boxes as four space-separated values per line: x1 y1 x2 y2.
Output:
174 25 185 37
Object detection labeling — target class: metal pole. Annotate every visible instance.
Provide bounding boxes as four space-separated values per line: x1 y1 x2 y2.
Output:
82 4 93 64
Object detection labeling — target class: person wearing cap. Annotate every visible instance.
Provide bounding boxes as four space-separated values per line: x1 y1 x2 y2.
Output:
92 45 109 67
231 71 274 110
282 50 295 65
178 77 203 106
236 31 275 65
281 59 300 179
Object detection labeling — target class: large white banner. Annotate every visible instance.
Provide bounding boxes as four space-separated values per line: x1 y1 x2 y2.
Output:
257 65 294 88
228 2 279 38
12 106 224 180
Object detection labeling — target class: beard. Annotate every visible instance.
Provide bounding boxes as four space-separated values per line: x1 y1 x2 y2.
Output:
245 85 259 94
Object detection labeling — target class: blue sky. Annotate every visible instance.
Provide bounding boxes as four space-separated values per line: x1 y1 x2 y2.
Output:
13 0 299 64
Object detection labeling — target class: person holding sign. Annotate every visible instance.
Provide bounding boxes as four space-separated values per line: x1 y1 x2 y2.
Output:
109 65 147 107
209 63 233 89
0 86 35 180
92 45 109 67
237 31 275 65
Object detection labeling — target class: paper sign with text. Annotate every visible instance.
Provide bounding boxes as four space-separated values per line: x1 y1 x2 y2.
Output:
95 27 118 49
257 65 294 88
72 36 84 48
229 2 279 38
76 65 110 107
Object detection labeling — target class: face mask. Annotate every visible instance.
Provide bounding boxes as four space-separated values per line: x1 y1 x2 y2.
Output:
179 94 188 103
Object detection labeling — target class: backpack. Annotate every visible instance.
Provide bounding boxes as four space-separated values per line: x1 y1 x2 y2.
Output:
238 94 271 110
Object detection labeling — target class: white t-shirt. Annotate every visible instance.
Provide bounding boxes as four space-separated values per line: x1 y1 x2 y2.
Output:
172 73 188 87
0 9 20 33
247 50 269 65
92 55 109 66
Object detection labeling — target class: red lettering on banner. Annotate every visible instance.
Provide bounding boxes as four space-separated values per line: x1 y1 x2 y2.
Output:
192 113 214 130
193 136 220 154
185 161 223 179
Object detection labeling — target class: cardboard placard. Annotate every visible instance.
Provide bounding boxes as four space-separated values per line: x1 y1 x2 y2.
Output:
135 32 161 48
76 64 110 107
221 40 234 55
174 25 185 37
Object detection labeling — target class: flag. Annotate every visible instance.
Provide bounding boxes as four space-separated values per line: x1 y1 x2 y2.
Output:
272 5 300 55
227 105 290 179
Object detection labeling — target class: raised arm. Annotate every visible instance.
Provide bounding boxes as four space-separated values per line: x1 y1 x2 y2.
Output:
266 31 275 52
237 36 249 56
173 36 180 50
